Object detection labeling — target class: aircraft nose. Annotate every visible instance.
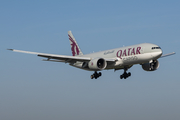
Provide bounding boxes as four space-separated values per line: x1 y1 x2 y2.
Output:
156 49 163 58
160 49 163 56
152 48 163 59
160 49 163 55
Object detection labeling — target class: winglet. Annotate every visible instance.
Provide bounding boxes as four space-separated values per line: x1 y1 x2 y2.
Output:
7 49 14 51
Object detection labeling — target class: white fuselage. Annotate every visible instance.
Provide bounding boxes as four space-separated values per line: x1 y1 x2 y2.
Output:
72 43 163 71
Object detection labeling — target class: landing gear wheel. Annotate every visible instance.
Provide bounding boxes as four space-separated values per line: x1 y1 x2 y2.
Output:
91 75 94 79
90 72 102 79
128 72 131 76
120 75 123 79
120 68 131 79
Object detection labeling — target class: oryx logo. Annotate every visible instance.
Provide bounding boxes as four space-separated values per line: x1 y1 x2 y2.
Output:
68 35 80 56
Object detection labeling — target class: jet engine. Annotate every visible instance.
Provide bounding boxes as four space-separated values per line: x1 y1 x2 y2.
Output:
88 58 107 70
142 60 159 71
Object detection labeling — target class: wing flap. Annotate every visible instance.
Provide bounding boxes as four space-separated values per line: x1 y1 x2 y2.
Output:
38 54 91 63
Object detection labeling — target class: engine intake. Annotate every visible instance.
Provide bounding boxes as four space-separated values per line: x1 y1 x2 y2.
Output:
88 58 107 70
142 60 159 71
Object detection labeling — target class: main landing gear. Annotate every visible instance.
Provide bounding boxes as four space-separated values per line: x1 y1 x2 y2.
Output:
91 71 102 79
120 68 131 79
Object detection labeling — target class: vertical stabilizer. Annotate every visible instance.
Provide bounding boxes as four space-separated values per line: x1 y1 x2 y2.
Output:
68 31 83 56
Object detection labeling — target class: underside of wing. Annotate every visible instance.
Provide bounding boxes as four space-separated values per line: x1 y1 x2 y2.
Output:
8 49 91 63
38 54 91 63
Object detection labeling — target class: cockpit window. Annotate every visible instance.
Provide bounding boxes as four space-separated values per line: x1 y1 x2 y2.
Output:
152 47 161 50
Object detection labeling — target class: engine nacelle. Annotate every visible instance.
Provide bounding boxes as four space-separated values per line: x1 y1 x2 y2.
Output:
88 58 107 70
142 60 160 71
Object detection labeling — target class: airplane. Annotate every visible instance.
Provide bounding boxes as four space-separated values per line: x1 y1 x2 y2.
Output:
8 31 175 79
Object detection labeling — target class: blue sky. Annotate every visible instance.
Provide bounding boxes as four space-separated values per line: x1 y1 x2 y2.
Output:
0 0 180 120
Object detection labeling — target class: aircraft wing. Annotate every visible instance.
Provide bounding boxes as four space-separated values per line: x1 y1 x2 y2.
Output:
161 52 176 58
8 49 117 63
8 49 91 63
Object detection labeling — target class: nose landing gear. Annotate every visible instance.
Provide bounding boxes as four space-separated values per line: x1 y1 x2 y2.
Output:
91 71 102 79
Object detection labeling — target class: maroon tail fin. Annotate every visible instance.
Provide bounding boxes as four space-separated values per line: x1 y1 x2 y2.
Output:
68 31 83 56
